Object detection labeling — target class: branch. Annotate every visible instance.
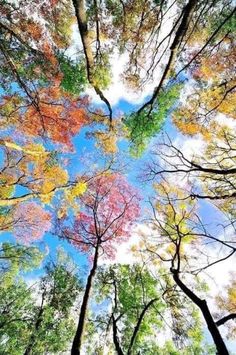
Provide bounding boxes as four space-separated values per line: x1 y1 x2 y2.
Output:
138 0 198 114
190 191 236 201
111 314 124 355
216 313 236 327
127 298 157 355
0 182 79 206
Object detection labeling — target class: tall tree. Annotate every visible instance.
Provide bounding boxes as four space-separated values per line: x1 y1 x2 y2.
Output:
142 183 235 354
72 0 113 121
93 264 164 354
58 172 140 354
0 247 82 354
23 250 82 355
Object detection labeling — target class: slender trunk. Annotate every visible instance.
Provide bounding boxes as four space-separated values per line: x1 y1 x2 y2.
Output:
127 298 157 355
171 269 229 355
111 314 124 355
71 245 99 355
24 293 45 355
138 0 198 113
72 0 112 120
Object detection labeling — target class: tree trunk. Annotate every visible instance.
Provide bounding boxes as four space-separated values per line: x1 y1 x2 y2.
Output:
23 295 45 355
127 298 157 355
112 314 124 355
171 269 229 355
72 0 112 120
71 245 99 354
138 0 198 113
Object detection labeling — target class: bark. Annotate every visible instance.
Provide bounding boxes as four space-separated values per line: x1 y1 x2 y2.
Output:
71 245 99 354
171 268 229 355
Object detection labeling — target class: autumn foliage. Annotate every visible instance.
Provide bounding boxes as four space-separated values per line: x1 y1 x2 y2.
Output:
22 87 88 147
62 173 140 257
13 202 52 243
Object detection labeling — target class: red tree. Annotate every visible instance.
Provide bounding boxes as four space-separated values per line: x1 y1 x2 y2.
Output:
60 172 140 354
23 87 88 148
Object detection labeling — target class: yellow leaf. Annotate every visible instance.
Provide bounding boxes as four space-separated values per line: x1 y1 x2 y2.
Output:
40 192 54 205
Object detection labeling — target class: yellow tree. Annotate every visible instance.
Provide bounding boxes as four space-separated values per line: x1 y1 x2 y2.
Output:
143 183 235 354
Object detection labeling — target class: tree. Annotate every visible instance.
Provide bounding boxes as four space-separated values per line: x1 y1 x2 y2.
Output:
58 172 140 354
145 131 236 223
88 263 214 354
0 242 43 354
23 250 82 355
0 247 82 354
141 182 235 354
92 264 164 354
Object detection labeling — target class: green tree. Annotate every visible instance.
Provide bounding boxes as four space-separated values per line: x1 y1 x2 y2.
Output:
0 247 82 354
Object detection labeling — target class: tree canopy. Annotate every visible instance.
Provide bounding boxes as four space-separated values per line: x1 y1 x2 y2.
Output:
0 0 235 354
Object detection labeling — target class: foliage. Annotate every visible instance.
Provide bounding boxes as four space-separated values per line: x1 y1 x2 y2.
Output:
91 264 214 354
0 202 52 243
93 264 165 353
13 202 52 242
23 86 89 147
61 172 140 258
0 242 43 287
0 248 82 354
124 84 182 156
58 54 87 95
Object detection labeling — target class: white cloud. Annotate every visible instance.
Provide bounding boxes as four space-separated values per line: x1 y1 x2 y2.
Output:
99 223 152 266
173 135 206 160
67 2 179 107
65 24 82 59
215 113 236 129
